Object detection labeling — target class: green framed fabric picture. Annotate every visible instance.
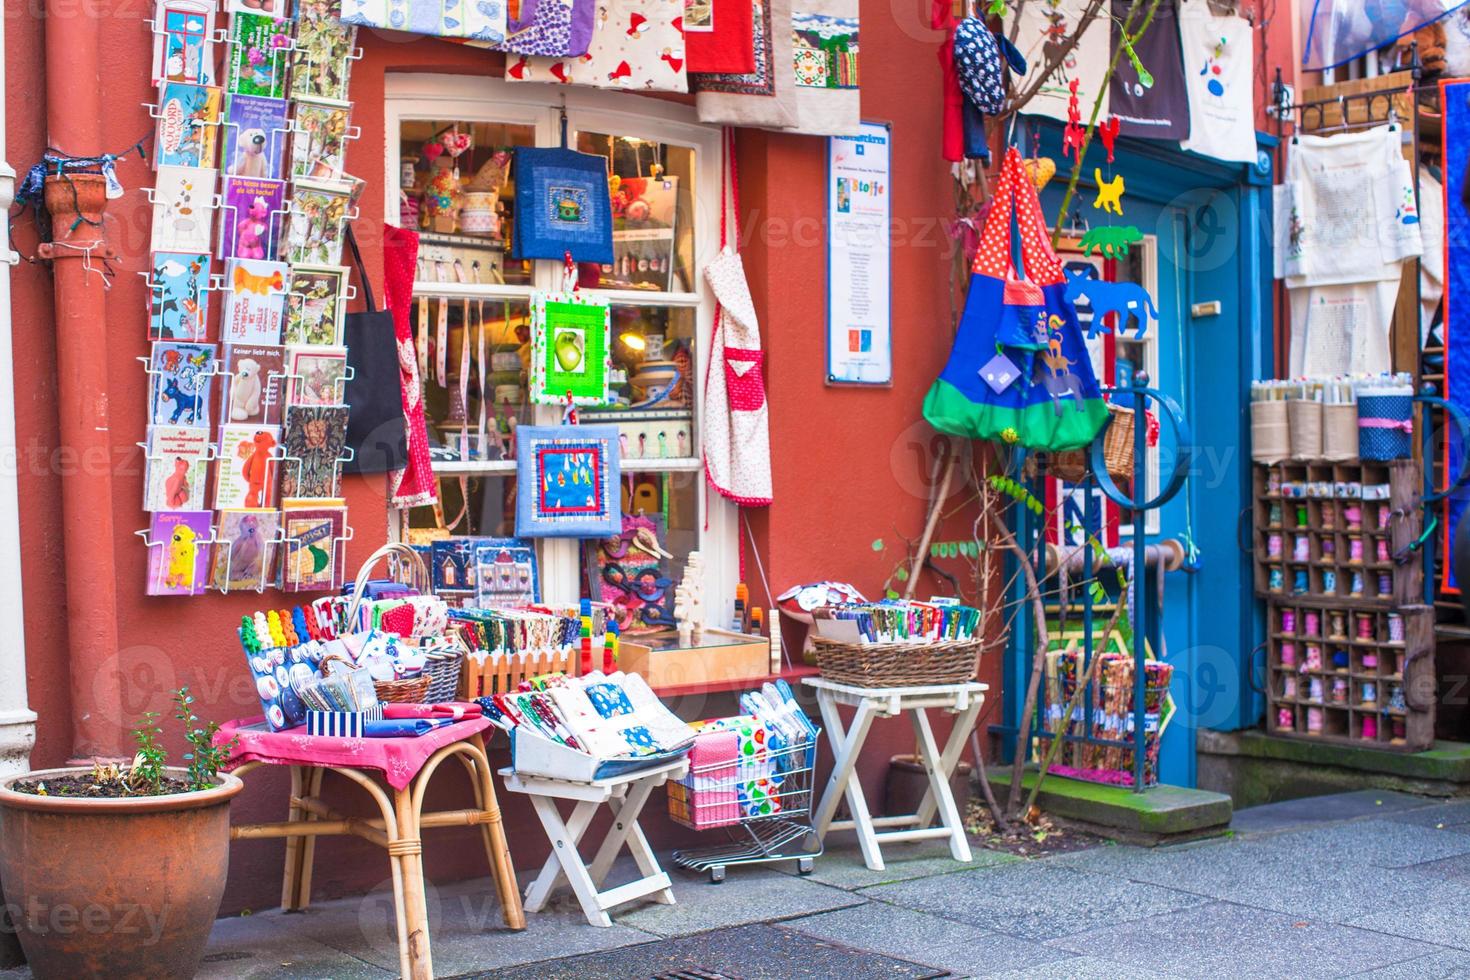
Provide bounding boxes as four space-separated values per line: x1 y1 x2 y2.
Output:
530 291 611 406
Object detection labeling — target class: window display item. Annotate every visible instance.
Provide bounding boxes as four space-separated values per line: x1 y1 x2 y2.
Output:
145 510 213 596
475 538 540 607
340 0 507 41
924 149 1108 451
693 0 798 129
505 0 689 92
515 424 622 537
511 147 614 264
155 83 221 170
529 292 611 405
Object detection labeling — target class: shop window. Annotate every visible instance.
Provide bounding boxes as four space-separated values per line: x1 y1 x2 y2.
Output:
386 76 733 619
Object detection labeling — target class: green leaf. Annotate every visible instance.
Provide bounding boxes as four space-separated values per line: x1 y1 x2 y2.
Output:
885 589 900 599
871 538 885 552
895 567 909 581
930 543 942 558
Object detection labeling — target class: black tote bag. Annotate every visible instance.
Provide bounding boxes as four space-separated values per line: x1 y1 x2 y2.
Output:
342 225 409 475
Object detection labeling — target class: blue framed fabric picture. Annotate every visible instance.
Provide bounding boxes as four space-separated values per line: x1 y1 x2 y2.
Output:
512 147 615 265
515 424 622 537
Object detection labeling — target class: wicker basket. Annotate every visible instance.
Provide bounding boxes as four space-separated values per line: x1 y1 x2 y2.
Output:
321 653 433 705
1050 404 1135 483
812 637 981 688
421 639 467 702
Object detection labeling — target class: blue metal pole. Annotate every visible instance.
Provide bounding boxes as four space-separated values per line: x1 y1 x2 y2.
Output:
1132 371 1149 792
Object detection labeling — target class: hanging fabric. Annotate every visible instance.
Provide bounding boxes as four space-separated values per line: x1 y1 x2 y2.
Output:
923 148 1109 451
693 0 798 128
340 0 506 42
1177 0 1257 164
786 0 861 135
685 0 757 73
505 0 689 92
703 129 773 505
382 224 440 509
1107 0 1188 142
1008 0 1111 123
511 145 615 264
1301 0 1468 71
503 0 599 56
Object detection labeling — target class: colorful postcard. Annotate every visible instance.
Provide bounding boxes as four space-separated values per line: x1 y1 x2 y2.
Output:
284 264 347 345
216 423 281 509
218 175 286 263
223 94 289 180
475 538 540 607
148 251 210 341
143 424 211 512
289 98 351 182
154 83 221 170
212 508 280 592
282 179 351 265
221 258 288 344
290 5 357 103
279 403 349 498
146 510 213 597
148 341 217 426
431 538 478 594
225 0 288 17
285 344 348 406
151 0 216 85
223 342 286 425
529 292 610 406
151 165 217 254
225 12 293 98
281 503 347 592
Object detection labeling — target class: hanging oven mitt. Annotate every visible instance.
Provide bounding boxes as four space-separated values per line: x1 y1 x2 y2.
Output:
923 148 1108 451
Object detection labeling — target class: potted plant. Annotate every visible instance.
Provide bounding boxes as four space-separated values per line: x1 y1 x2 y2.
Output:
0 689 243 980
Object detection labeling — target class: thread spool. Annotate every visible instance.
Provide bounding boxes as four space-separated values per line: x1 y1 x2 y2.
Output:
1304 611 1320 636
1350 571 1365 596
1362 715 1378 739
1307 707 1324 733
1321 502 1336 530
1268 533 1283 558
1267 470 1282 494
1345 505 1362 531
1278 707 1294 729
1309 677 1324 701
1349 537 1365 563
1293 570 1309 594
1376 538 1390 563
1295 504 1309 527
1281 641 1297 665
1323 570 1338 593
1281 609 1297 633
1362 653 1378 670
1270 567 1285 592
1329 612 1346 639
1361 681 1377 707
1388 613 1404 643
1356 614 1374 640
1283 675 1298 698
1332 649 1350 670
1321 537 1337 560
1305 645 1322 670
1270 502 1283 527
1377 507 1391 530
1377 572 1392 597
1391 718 1405 740
1331 677 1348 703
1394 650 1405 675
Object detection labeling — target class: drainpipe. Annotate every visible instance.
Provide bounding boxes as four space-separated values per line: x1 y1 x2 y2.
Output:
41 0 124 760
0 0 35 777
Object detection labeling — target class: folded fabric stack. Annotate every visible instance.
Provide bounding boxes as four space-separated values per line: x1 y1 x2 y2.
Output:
478 670 695 763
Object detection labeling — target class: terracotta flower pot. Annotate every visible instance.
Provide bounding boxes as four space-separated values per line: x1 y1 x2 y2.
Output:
42 173 109 226
0 767 243 980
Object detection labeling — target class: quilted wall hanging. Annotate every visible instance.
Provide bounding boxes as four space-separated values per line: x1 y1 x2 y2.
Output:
515 424 623 537
504 0 689 92
512 146 615 264
530 290 612 405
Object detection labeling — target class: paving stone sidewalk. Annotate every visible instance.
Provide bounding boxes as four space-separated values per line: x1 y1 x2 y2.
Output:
8 789 1470 978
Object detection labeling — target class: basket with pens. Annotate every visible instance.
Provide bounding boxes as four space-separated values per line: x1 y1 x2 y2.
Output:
808 600 982 688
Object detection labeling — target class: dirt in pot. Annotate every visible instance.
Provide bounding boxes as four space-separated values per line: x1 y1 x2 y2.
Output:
12 770 193 799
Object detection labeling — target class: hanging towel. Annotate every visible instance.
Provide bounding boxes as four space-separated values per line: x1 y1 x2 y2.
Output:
505 0 689 92
693 0 798 128
382 224 439 509
503 0 598 56
685 0 756 73
1177 0 1257 164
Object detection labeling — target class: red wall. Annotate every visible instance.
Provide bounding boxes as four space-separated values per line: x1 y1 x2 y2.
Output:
9 0 996 913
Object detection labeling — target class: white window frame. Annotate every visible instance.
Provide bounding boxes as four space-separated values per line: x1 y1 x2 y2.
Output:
383 74 736 623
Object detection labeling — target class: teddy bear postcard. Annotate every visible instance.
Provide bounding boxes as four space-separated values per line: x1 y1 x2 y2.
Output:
222 342 285 426
219 175 286 263
216 423 281 510
143 423 211 512
224 93 288 182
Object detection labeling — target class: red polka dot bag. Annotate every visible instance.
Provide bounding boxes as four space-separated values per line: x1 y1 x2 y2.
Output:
923 148 1108 451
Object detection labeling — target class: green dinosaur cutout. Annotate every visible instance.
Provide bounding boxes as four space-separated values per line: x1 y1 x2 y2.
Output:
1078 225 1144 259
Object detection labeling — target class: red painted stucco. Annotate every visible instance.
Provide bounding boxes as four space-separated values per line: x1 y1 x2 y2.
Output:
4 0 1292 913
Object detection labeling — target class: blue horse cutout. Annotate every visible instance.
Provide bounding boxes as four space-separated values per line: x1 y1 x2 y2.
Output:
1063 267 1157 340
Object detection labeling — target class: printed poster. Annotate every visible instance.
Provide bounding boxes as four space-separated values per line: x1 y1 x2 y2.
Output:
826 121 890 384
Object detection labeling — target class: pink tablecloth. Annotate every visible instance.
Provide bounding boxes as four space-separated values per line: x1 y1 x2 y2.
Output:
216 716 493 790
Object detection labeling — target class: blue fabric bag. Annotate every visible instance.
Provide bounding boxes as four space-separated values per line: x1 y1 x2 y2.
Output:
512 147 615 265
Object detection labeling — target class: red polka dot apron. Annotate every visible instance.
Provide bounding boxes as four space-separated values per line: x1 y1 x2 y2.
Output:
923 148 1108 452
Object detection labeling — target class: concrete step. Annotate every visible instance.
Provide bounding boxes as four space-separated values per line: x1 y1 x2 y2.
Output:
987 767 1233 845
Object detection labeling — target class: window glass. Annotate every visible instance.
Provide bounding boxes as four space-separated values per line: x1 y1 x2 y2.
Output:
399 120 536 286
579 305 697 463
575 130 697 294
582 471 702 630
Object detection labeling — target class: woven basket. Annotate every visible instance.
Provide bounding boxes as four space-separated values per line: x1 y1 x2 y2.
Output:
421 640 467 702
812 637 980 688
321 653 433 705
1050 404 1134 484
